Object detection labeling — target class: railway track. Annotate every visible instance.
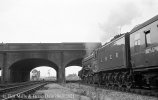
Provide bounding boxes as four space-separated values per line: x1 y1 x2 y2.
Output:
66 80 81 83
0 81 41 88
0 81 47 100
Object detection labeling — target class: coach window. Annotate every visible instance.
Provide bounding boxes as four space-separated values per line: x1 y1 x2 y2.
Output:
144 30 151 47
105 56 107 61
134 39 141 52
134 33 141 52
0 69 1 77
115 52 119 58
109 55 112 60
100 58 103 62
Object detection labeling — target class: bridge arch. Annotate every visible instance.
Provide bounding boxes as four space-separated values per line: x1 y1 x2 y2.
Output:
9 58 58 82
65 58 83 68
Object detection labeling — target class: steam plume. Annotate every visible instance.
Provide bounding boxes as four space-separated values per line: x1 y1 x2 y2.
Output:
99 1 141 43
84 43 101 56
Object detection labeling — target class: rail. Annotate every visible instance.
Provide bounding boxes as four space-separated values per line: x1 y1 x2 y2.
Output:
0 81 47 100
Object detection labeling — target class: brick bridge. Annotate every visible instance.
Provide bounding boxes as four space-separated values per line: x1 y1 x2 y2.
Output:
0 43 101 83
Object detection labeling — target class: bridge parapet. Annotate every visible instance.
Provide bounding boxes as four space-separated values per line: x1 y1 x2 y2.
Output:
0 42 101 52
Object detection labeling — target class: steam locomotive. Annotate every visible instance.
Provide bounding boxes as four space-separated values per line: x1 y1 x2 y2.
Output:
79 15 158 89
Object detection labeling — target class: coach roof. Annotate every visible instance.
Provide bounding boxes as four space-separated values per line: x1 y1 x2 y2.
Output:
130 15 158 33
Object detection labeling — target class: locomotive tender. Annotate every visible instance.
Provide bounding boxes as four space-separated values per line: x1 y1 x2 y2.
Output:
79 15 158 89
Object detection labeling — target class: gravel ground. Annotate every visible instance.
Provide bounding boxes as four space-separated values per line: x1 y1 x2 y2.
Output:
34 83 91 100
64 83 158 100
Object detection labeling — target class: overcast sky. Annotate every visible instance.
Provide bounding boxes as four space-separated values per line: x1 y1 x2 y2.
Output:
0 0 158 43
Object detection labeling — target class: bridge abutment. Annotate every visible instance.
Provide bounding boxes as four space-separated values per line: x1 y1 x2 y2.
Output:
1 53 11 83
57 52 65 83
1 66 11 83
57 66 65 83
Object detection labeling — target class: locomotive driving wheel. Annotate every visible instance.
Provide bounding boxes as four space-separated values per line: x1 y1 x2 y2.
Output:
102 73 107 85
107 73 112 87
113 72 118 86
97 74 101 86
118 72 123 88
124 72 133 89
